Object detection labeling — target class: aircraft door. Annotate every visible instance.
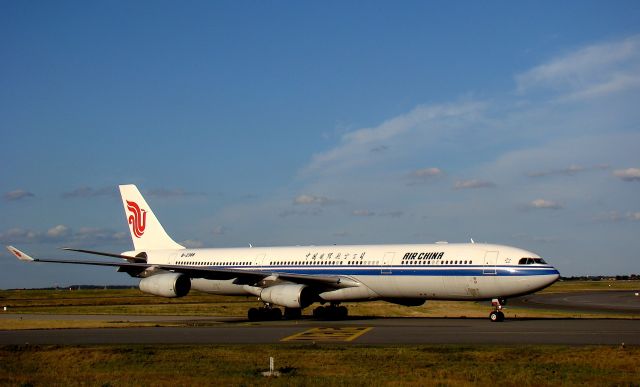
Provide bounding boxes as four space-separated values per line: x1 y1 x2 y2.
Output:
381 252 394 275
255 253 266 268
168 252 178 265
483 251 498 275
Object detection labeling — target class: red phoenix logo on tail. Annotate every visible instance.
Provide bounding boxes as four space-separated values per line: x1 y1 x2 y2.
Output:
126 200 147 238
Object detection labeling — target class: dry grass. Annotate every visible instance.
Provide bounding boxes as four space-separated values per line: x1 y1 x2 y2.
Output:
0 344 638 386
0 318 180 330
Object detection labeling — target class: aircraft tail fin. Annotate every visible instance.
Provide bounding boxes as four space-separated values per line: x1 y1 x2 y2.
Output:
118 184 184 251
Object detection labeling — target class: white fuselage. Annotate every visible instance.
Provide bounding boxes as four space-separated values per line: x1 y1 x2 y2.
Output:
132 242 560 302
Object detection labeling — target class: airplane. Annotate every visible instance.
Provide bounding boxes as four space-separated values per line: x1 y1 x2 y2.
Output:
6 184 560 322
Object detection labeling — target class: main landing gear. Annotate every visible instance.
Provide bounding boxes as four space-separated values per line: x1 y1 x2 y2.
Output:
489 298 506 322
247 305 303 321
248 305 282 321
312 304 348 320
246 301 350 321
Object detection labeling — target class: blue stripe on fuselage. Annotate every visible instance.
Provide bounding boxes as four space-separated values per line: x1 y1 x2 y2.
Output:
215 266 559 277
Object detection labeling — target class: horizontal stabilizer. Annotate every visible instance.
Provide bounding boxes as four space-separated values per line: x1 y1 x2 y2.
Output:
6 246 35 262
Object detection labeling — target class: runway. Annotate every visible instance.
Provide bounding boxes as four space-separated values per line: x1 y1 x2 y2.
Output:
1 291 638 345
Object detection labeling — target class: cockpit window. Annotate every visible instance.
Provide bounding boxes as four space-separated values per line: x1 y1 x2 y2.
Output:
518 257 547 265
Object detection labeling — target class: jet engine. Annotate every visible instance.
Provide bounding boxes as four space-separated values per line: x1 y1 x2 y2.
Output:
260 284 314 308
139 273 191 298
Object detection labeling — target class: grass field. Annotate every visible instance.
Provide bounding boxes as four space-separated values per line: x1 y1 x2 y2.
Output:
1 344 638 386
0 280 638 330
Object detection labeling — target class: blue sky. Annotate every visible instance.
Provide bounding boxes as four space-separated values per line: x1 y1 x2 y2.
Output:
1 1 639 288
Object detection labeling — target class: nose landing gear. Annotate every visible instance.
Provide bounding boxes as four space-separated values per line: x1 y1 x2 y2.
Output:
489 298 506 322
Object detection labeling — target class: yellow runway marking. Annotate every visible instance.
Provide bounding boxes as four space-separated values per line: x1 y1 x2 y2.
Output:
282 327 373 342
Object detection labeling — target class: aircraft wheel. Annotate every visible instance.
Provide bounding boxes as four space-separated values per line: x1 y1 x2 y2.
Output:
337 306 348 319
313 306 326 319
489 311 504 322
248 308 260 321
284 307 302 320
270 308 282 320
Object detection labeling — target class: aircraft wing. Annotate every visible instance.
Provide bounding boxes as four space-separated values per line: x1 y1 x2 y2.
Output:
5 246 359 289
62 247 147 263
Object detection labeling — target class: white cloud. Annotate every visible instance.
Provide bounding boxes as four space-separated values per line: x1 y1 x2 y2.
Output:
411 167 442 179
527 199 562 210
73 228 128 243
0 228 38 242
378 211 404 218
516 35 640 101
303 101 486 176
293 194 333 206
352 210 375 217
46 225 70 239
407 167 444 186
4 189 34 201
613 168 640 181
411 167 442 178
527 164 609 178
0 226 126 245
453 179 496 190
279 208 324 217
596 211 640 222
562 73 640 101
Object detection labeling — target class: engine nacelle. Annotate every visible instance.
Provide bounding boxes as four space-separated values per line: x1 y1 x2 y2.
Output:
139 273 191 298
260 284 314 308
